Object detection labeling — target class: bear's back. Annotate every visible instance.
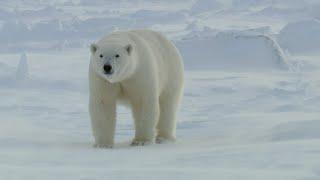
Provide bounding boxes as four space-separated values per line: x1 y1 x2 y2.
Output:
129 30 184 94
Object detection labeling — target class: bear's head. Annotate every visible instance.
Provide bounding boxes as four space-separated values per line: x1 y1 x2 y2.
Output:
90 43 137 83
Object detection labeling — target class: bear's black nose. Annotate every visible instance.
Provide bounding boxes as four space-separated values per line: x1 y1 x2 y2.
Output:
103 64 113 74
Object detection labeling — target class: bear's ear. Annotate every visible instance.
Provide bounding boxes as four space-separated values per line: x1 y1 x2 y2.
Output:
125 44 132 55
90 43 98 54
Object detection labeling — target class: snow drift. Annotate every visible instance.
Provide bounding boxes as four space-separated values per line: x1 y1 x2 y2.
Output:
278 19 320 54
176 30 289 70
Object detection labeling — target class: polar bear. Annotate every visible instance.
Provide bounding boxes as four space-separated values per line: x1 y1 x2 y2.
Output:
89 30 184 148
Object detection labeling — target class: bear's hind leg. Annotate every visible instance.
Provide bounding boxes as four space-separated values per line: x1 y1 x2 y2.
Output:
156 95 179 143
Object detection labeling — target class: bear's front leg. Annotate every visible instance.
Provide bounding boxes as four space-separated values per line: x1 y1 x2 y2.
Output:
89 97 117 148
131 98 160 146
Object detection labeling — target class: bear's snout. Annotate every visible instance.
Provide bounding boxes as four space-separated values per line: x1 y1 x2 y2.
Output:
103 64 113 74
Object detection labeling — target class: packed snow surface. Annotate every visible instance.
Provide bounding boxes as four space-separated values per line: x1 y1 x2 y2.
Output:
1 0 320 179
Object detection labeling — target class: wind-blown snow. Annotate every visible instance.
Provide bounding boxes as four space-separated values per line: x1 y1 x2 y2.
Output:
0 0 320 180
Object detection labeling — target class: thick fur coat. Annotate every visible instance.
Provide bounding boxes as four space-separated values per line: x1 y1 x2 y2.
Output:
89 30 184 147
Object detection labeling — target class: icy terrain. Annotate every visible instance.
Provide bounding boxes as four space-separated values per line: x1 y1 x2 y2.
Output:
1 0 320 179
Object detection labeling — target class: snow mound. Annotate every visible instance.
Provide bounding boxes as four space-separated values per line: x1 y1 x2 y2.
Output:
278 19 320 54
130 10 187 26
185 20 219 34
190 0 222 14
18 6 63 19
176 30 289 70
231 0 270 9
232 0 309 9
252 6 306 18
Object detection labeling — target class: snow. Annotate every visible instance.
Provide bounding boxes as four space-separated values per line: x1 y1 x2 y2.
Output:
1 0 320 179
278 19 320 54
176 29 289 70
190 0 222 14
15 52 29 81
131 9 188 27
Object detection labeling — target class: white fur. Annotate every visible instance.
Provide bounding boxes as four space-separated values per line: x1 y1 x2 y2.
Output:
89 30 184 147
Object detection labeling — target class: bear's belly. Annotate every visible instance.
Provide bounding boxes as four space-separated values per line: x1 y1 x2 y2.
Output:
117 96 131 107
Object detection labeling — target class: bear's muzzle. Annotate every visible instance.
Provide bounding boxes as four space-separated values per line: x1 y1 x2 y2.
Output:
103 63 113 75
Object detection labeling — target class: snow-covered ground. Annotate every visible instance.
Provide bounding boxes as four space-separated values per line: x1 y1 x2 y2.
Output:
1 0 320 179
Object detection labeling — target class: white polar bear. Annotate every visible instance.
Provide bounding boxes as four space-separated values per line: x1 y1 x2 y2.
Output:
89 30 184 148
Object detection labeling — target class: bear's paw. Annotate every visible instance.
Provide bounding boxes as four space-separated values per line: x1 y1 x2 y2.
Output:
130 139 153 146
93 143 113 149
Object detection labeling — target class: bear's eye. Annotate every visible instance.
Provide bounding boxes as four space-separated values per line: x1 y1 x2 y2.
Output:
99 54 103 58
115 54 120 58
